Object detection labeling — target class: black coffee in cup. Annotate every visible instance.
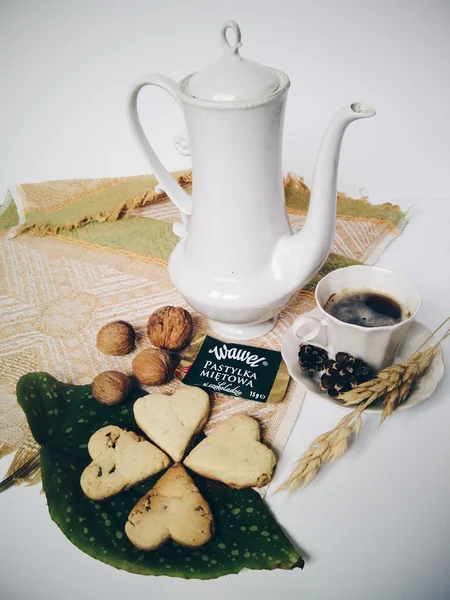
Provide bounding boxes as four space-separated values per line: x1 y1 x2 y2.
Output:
324 289 404 328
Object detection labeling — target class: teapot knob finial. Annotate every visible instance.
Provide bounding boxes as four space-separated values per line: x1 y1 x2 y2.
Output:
220 20 242 56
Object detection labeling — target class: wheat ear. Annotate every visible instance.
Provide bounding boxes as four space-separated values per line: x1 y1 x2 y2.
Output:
277 397 373 493
339 347 437 419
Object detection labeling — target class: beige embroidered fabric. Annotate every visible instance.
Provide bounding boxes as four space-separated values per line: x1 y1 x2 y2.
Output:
0 172 406 484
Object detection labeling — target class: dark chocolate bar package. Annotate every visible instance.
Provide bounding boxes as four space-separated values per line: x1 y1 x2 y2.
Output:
175 334 290 403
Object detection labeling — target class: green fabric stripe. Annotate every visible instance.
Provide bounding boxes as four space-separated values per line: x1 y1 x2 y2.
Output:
59 216 178 263
22 174 160 227
285 184 404 226
0 193 19 232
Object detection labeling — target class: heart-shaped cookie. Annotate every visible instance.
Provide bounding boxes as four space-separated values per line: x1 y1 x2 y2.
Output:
133 386 210 462
80 425 170 500
184 414 276 488
125 464 214 550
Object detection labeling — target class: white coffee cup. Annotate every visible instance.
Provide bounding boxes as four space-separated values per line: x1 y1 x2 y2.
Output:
292 265 422 370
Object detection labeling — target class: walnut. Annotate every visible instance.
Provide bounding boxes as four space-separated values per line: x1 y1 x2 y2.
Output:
132 348 173 386
147 306 193 352
96 321 135 355
92 371 132 405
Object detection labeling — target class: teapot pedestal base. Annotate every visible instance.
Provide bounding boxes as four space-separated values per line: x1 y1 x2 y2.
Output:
208 317 278 341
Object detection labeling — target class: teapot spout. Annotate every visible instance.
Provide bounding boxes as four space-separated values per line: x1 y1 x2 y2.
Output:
273 102 375 292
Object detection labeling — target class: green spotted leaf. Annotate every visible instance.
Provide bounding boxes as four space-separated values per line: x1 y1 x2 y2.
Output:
17 372 303 579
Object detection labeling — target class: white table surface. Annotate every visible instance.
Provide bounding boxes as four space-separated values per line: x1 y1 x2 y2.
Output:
1 1 450 599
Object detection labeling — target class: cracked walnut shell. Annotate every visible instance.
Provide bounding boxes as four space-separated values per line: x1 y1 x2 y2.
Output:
96 321 135 355
132 348 173 386
147 306 193 352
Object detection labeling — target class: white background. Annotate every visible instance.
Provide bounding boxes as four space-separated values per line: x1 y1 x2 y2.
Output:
1 0 450 200
1 1 450 600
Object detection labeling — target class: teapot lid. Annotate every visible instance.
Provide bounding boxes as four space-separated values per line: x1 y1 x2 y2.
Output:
185 21 279 102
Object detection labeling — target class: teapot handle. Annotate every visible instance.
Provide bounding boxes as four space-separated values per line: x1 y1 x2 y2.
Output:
127 74 192 237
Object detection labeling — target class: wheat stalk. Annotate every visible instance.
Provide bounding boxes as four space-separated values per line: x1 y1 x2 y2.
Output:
278 402 369 493
340 347 437 422
279 318 449 493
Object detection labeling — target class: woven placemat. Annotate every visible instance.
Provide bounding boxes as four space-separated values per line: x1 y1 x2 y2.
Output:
0 171 406 484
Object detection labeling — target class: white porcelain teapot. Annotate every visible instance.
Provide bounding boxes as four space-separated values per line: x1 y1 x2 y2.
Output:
128 21 375 340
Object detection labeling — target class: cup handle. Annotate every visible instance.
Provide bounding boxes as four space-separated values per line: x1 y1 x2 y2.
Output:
292 315 327 343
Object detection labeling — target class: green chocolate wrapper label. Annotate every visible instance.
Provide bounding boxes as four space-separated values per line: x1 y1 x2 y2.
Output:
175 334 289 403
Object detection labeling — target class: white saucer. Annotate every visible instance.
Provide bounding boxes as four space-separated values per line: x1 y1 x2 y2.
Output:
281 308 445 413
